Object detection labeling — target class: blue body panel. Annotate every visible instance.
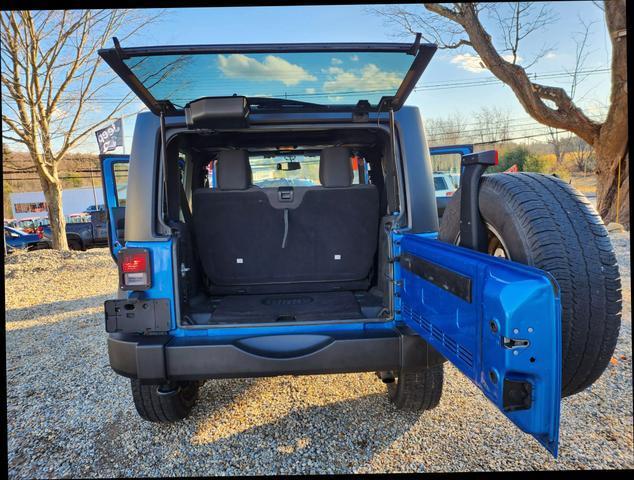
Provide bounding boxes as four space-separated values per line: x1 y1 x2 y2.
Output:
393 232 561 456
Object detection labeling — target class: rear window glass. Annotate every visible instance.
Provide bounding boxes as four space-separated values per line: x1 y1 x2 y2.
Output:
433 176 448 190
251 154 321 187
122 51 414 108
208 153 365 188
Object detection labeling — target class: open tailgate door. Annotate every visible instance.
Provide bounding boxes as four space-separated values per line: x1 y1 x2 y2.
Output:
394 233 562 456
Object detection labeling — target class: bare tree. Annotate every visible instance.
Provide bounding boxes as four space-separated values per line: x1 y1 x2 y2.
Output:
568 135 596 174
546 127 571 164
425 111 468 146
1 10 160 249
426 106 511 146
473 106 512 144
375 2 628 227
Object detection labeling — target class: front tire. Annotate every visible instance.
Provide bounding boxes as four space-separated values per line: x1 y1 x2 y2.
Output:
130 379 200 422
439 173 622 397
387 364 444 411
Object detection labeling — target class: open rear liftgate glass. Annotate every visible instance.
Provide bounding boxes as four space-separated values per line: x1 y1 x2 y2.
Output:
97 35 436 114
99 36 562 457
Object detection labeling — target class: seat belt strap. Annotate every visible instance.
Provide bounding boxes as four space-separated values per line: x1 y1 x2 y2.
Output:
179 184 193 224
281 208 289 249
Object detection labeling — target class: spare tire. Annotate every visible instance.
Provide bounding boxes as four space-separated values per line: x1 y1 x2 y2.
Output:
439 173 622 398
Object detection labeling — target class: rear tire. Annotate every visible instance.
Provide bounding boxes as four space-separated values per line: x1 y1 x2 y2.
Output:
130 379 200 422
68 239 83 251
387 364 444 411
439 173 622 397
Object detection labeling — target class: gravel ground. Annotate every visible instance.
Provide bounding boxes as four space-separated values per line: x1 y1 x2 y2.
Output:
5 232 632 476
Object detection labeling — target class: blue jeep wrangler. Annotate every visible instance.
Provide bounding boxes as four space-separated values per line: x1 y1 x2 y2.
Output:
98 37 621 457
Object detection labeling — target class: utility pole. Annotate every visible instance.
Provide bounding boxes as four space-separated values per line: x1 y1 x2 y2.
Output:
90 167 98 208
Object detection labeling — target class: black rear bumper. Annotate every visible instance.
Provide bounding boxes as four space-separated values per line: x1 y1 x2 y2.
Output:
107 327 445 383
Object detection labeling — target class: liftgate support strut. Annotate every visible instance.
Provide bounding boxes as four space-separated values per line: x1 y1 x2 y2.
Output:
458 150 498 253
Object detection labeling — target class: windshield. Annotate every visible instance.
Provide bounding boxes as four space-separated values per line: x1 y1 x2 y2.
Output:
250 154 321 187
123 51 415 109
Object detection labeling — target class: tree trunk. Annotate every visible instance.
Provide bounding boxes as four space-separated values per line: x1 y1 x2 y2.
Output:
596 144 629 228
40 178 69 250
594 0 628 228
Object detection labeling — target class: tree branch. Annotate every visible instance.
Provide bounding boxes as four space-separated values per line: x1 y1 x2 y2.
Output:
422 2 601 144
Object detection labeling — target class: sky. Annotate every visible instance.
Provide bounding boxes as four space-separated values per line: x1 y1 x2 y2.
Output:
2 2 614 154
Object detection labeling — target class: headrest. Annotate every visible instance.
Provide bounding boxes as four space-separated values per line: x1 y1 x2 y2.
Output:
216 150 252 190
319 146 352 188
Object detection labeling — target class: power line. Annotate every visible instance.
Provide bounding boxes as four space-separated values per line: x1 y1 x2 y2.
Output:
426 124 582 142
471 129 569 146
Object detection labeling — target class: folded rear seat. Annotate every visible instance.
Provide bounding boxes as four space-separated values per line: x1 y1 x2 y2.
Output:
193 147 379 294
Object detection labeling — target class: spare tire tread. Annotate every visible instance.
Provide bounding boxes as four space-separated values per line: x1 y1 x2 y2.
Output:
439 172 621 397
524 174 621 393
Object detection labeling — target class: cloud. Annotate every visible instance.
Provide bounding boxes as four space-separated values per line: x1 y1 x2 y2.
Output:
450 53 522 73
217 54 316 86
331 57 343 65
545 52 557 60
450 53 486 73
323 66 344 75
350 55 359 62
305 87 316 94
322 64 402 95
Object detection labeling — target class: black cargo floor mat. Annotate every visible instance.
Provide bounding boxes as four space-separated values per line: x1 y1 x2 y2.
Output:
210 291 364 323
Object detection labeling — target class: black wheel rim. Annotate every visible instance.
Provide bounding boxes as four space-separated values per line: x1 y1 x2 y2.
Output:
454 223 511 260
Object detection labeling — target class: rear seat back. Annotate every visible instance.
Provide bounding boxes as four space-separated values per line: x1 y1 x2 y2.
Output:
193 147 379 294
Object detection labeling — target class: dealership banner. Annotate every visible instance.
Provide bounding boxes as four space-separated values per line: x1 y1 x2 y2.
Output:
95 118 124 154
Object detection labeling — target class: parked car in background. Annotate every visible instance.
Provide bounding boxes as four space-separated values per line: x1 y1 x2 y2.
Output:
84 204 106 213
433 172 459 218
11 217 50 234
41 210 109 251
4 226 51 252
67 213 92 223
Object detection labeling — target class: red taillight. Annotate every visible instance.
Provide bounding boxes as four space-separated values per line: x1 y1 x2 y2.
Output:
118 249 151 290
121 253 147 273
493 150 499 165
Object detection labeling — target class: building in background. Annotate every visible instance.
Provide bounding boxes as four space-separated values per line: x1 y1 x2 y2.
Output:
10 187 104 220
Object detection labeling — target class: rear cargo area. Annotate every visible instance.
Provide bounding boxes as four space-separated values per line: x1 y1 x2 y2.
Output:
172 127 393 327
185 290 385 325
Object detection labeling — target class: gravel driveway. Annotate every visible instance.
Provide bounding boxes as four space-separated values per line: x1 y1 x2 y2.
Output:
5 232 632 476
